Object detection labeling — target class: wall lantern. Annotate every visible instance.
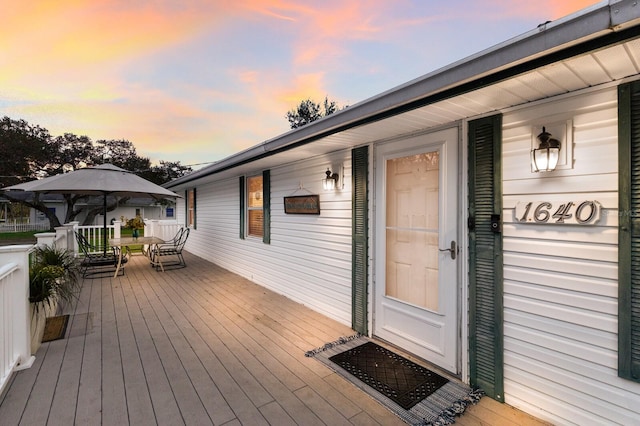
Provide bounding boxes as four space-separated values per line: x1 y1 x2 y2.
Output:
323 168 339 190
531 126 561 172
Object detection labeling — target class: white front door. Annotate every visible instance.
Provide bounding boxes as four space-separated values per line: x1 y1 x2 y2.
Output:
374 127 459 373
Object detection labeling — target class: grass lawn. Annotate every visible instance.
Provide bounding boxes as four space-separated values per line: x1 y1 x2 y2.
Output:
0 230 38 245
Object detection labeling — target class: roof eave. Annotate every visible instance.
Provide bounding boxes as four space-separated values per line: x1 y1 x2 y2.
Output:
166 0 640 189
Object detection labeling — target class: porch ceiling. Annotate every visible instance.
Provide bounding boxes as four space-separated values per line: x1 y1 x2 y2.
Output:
190 36 640 184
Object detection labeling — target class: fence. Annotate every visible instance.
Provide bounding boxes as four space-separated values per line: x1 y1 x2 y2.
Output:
0 221 50 233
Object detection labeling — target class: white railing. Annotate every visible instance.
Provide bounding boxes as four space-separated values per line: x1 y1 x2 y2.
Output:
0 245 36 396
73 221 121 254
144 219 182 241
0 221 50 233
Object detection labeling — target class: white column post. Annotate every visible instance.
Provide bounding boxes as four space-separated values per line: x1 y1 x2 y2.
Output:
34 232 56 248
113 220 121 239
54 226 67 250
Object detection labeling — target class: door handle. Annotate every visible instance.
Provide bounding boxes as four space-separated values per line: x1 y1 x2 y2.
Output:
439 240 457 260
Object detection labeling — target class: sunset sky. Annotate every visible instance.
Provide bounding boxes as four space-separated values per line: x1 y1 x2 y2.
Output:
0 0 601 169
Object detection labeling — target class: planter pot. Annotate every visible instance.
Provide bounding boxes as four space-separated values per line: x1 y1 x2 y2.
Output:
30 303 46 355
29 297 59 355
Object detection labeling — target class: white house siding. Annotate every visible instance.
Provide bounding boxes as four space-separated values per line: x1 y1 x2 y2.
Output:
501 86 640 425
179 151 355 326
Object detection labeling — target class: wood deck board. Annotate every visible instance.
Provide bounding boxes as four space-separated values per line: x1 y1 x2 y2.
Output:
0 252 550 426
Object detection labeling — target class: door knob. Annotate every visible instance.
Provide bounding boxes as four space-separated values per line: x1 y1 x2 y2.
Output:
439 240 457 260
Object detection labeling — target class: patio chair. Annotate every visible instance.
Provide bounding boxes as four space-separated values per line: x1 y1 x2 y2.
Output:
150 227 190 271
75 232 128 278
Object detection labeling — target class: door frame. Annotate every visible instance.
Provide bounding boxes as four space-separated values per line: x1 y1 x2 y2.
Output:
371 125 464 375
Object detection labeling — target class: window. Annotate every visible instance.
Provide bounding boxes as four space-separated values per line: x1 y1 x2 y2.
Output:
186 188 196 229
166 207 174 218
247 175 263 237
241 171 270 243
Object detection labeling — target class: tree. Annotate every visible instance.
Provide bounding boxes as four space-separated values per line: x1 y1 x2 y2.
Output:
0 117 62 227
0 116 52 187
47 133 94 176
0 117 193 229
286 97 345 129
140 161 193 186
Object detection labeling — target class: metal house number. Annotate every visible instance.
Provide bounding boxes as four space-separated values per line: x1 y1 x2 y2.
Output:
515 200 602 225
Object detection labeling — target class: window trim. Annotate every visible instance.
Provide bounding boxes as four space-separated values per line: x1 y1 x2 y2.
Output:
241 171 270 244
186 188 196 229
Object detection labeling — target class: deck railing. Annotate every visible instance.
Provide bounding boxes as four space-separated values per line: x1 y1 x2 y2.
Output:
144 219 181 241
72 221 121 254
0 245 36 396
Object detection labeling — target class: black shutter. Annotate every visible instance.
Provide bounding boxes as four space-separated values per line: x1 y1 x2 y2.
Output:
619 81 640 382
352 146 369 334
263 170 271 244
468 114 504 401
192 188 197 230
185 190 189 226
239 176 245 240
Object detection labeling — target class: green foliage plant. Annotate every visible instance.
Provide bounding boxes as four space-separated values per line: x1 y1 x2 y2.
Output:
121 215 144 230
29 245 81 314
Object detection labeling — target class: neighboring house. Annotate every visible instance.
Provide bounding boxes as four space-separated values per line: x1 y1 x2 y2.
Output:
165 2 640 424
75 196 174 226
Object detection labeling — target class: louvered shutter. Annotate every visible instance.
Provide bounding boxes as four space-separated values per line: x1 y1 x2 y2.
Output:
239 176 245 239
619 81 640 382
352 146 369 334
468 115 504 401
263 170 271 244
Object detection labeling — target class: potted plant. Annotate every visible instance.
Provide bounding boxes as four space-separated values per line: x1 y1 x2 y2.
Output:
122 215 145 238
29 245 81 354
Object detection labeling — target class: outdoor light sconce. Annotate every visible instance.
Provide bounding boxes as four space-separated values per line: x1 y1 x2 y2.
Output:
323 168 340 190
531 126 561 172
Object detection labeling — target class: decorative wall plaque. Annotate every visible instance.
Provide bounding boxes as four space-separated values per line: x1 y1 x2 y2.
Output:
284 195 320 215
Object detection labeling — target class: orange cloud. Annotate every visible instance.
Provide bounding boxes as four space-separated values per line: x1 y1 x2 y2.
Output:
476 0 601 21
547 0 602 19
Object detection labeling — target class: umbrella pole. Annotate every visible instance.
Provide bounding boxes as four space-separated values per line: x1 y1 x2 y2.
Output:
103 194 108 256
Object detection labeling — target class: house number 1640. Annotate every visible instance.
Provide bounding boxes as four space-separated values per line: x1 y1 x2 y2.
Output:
515 201 602 225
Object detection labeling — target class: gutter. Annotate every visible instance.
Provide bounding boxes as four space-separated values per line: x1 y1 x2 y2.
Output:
166 0 640 189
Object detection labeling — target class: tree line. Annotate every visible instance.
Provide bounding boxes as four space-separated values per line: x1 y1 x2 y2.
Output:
0 116 192 228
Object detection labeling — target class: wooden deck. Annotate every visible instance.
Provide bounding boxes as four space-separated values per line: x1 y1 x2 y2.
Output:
0 252 549 425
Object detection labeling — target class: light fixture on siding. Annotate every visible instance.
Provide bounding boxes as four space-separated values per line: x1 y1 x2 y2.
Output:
323 168 339 190
531 127 561 172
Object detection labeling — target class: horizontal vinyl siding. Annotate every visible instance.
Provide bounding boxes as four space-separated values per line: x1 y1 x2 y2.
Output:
183 152 353 325
501 87 640 425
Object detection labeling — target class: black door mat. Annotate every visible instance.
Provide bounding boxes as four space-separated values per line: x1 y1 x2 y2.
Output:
329 341 449 410
42 315 69 342
306 335 484 425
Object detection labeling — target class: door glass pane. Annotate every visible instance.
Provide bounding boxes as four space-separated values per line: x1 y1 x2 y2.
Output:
385 152 439 310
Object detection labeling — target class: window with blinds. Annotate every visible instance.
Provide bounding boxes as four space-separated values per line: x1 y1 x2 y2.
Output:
186 188 196 229
247 175 263 237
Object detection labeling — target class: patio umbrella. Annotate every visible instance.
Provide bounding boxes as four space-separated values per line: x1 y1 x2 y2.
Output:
1 164 180 255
